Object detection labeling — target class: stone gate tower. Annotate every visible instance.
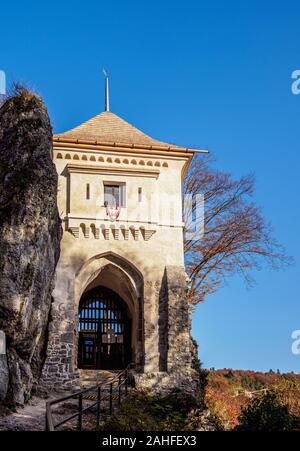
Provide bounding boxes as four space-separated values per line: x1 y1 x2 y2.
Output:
42 90 205 393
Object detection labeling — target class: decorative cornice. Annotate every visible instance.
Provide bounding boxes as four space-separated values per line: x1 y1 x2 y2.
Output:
53 136 208 158
66 163 160 178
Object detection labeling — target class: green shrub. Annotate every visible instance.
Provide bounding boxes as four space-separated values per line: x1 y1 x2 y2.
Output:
236 390 298 431
100 390 197 431
190 337 209 408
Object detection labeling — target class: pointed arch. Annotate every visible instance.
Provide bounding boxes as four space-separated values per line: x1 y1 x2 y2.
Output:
75 252 144 369
75 251 143 299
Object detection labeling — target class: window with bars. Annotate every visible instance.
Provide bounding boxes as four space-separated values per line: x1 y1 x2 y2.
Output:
78 286 131 370
79 298 125 336
79 287 127 337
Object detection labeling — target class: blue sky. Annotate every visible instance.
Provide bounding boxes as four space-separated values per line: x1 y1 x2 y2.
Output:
1 0 300 372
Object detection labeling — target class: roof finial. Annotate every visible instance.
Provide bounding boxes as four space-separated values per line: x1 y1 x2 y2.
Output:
102 68 109 112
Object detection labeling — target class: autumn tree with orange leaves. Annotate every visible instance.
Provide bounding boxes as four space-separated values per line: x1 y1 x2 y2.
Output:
184 155 291 305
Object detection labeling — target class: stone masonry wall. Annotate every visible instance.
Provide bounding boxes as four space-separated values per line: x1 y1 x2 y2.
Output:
135 265 198 397
165 266 193 376
40 293 80 391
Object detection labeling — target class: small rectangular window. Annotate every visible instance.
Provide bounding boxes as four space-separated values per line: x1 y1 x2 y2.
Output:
104 183 126 207
86 184 90 200
138 187 142 202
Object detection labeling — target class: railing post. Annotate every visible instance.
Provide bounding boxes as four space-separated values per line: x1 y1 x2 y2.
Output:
97 387 101 427
110 383 113 415
125 370 128 395
118 374 122 405
78 394 83 431
46 402 54 432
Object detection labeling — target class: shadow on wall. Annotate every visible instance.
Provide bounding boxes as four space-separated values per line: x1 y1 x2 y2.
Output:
159 269 168 372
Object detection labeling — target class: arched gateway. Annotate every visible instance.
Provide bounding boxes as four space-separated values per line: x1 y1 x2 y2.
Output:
41 87 205 394
73 252 144 371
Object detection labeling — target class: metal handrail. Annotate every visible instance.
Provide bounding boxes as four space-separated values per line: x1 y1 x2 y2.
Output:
45 364 133 431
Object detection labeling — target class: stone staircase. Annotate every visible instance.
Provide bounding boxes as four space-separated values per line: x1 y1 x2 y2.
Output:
79 369 119 387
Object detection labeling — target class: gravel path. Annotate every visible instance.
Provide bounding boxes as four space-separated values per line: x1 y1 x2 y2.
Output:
0 396 47 431
0 392 83 431
0 371 126 431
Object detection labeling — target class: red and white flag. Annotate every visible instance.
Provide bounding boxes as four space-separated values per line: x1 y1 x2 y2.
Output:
106 205 121 221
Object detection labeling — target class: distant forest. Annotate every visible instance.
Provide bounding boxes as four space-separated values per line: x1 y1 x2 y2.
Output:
206 369 300 429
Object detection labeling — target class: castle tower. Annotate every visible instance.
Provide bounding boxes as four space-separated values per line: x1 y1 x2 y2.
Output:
41 90 205 393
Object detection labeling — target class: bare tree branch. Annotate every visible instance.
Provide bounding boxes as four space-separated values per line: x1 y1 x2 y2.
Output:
184 155 292 305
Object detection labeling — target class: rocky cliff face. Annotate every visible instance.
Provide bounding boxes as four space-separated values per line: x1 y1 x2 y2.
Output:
0 88 61 406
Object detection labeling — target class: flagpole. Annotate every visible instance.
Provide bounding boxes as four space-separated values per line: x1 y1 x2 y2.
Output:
102 68 109 112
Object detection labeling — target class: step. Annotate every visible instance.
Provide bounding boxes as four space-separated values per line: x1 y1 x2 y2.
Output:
79 369 120 387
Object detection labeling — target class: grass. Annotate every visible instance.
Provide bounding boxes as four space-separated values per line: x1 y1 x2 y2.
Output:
99 389 198 431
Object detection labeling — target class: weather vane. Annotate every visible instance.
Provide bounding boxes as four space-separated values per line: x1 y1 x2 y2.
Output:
102 68 109 112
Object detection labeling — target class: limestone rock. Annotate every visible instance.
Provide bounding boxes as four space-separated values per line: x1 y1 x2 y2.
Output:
0 88 62 405
0 355 8 401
